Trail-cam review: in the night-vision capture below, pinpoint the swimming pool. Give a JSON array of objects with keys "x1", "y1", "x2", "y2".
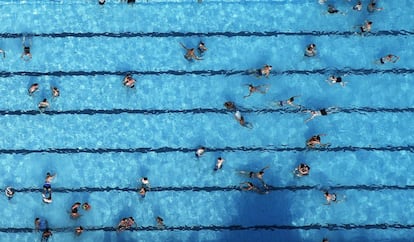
[{"x1": 0, "y1": 0, "x2": 413, "y2": 241}]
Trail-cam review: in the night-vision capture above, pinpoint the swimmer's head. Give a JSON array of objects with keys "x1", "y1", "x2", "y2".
[
  {"x1": 368, "y1": 21, "x2": 373, "y2": 25},
  {"x1": 46, "y1": 172, "x2": 51, "y2": 176}
]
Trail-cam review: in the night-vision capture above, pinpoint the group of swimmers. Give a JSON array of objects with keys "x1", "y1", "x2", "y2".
[{"x1": 27, "y1": 83, "x2": 60, "y2": 112}]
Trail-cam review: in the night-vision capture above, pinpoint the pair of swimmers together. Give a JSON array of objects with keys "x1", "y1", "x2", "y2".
[
  {"x1": 223, "y1": 101, "x2": 253, "y2": 128},
  {"x1": 70, "y1": 202, "x2": 91, "y2": 219},
  {"x1": 180, "y1": 41, "x2": 207, "y2": 61},
  {"x1": 194, "y1": 147, "x2": 225, "y2": 171}
]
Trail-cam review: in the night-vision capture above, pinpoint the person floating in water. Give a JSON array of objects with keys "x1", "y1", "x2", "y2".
[
  {"x1": 5, "y1": 186, "x2": 15, "y2": 200},
  {"x1": 21, "y1": 36, "x2": 32, "y2": 61},
  {"x1": 180, "y1": 43, "x2": 202, "y2": 61},
  {"x1": 156, "y1": 216, "x2": 165, "y2": 229},
  {"x1": 41, "y1": 229, "x2": 52, "y2": 242},
  {"x1": 195, "y1": 146, "x2": 206, "y2": 158},
  {"x1": 326, "y1": 75, "x2": 347, "y2": 87},
  {"x1": 358, "y1": 21, "x2": 373, "y2": 34},
  {"x1": 70, "y1": 202, "x2": 81, "y2": 219},
  {"x1": 139, "y1": 187, "x2": 147, "y2": 198},
  {"x1": 274, "y1": 96, "x2": 301, "y2": 108},
  {"x1": 197, "y1": 41, "x2": 207, "y2": 55},
  {"x1": 304, "y1": 44, "x2": 317, "y2": 57},
  {"x1": 51, "y1": 86, "x2": 60, "y2": 97},
  {"x1": 214, "y1": 157, "x2": 225, "y2": 171},
  {"x1": 303, "y1": 107, "x2": 339, "y2": 123},
  {"x1": 38, "y1": 99, "x2": 50, "y2": 112},
  {"x1": 294, "y1": 163, "x2": 310, "y2": 177},
  {"x1": 75, "y1": 226, "x2": 84, "y2": 236},
  {"x1": 306, "y1": 134, "x2": 329, "y2": 148},
  {"x1": 367, "y1": 0, "x2": 383, "y2": 13},
  {"x1": 326, "y1": 4, "x2": 343, "y2": 14},
  {"x1": 117, "y1": 217, "x2": 136, "y2": 232},
  {"x1": 28, "y1": 83, "x2": 39, "y2": 96},
  {"x1": 224, "y1": 101, "x2": 236, "y2": 111},
  {"x1": 238, "y1": 166, "x2": 269, "y2": 188},
  {"x1": 35, "y1": 218, "x2": 48, "y2": 232},
  {"x1": 353, "y1": 1, "x2": 362, "y2": 11},
  {"x1": 324, "y1": 191, "x2": 337, "y2": 205},
  {"x1": 123, "y1": 74, "x2": 136, "y2": 88},
  {"x1": 234, "y1": 110, "x2": 253, "y2": 129},
  {"x1": 140, "y1": 177, "x2": 150, "y2": 189},
  {"x1": 255, "y1": 64, "x2": 272, "y2": 78},
  {"x1": 375, "y1": 54, "x2": 399, "y2": 64},
  {"x1": 243, "y1": 84, "x2": 269, "y2": 98}
]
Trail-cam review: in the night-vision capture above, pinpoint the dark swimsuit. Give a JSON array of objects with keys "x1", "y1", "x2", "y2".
[
  {"x1": 336, "y1": 77, "x2": 342, "y2": 82},
  {"x1": 24, "y1": 46, "x2": 30, "y2": 54},
  {"x1": 43, "y1": 183, "x2": 51, "y2": 189},
  {"x1": 380, "y1": 58, "x2": 385, "y2": 64},
  {"x1": 320, "y1": 109, "x2": 328, "y2": 116}
]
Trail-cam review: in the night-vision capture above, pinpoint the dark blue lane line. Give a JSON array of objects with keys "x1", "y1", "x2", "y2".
[
  {"x1": 13, "y1": 185, "x2": 414, "y2": 193},
  {"x1": 0, "y1": 30, "x2": 412, "y2": 39},
  {"x1": 1, "y1": 146, "x2": 414, "y2": 155},
  {"x1": 1, "y1": 68, "x2": 414, "y2": 77},
  {"x1": 1, "y1": 223, "x2": 413, "y2": 233},
  {"x1": 1, "y1": 107, "x2": 414, "y2": 116}
]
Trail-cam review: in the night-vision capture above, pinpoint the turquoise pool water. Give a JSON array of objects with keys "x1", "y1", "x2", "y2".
[{"x1": 0, "y1": 0, "x2": 413, "y2": 241}]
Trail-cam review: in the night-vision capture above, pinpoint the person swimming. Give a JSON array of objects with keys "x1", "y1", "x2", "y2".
[
  {"x1": 234, "y1": 110, "x2": 253, "y2": 128},
  {"x1": 239, "y1": 166, "x2": 269, "y2": 188},
  {"x1": 5, "y1": 186, "x2": 14, "y2": 200},
  {"x1": 139, "y1": 187, "x2": 147, "y2": 198},
  {"x1": 156, "y1": 216, "x2": 165, "y2": 228},
  {"x1": 275, "y1": 96, "x2": 301, "y2": 108},
  {"x1": 28, "y1": 83, "x2": 39, "y2": 96},
  {"x1": 294, "y1": 163, "x2": 310, "y2": 177},
  {"x1": 367, "y1": 0, "x2": 383, "y2": 13},
  {"x1": 75, "y1": 226, "x2": 84, "y2": 236},
  {"x1": 224, "y1": 101, "x2": 236, "y2": 111},
  {"x1": 359, "y1": 21, "x2": 373, "y2": 34},
  {"x1": 255, "y1": 64, "x2": 272, "y2": 78},
  {"x1": 326, "y1": 75, "x2": 347, "y2": 87},
  {"x1": 70, "y1": 202, "x2": 81, "y2": 218},
  {"x1": 197, "y1": 41, "x2": 207, "y2": 55},
  {"x1": 243, "y1": 84, "x2": 269, "y2": 98},
  {"x1": 123, "y1": 74, "x2": 136, "y2": 88},
  {"x1": 324, "y1": 191, "x2": 337, "y2": 205},
  {"x1": 214, "y1": 157, "x2": 225, "y2": 171},
  {"x1": 376, "y1": 54, "x2": 399, "y2": 64},
  {"x1": 35, "y1": 218, "x2": 48, "y2": 232},
  {"x1": 180, "y1": 43, "x2": 202, "y2": 61},
  {"x1": 38, "y1": 99, "x2": 50, "y2": 112},
  {"x1": 304, "y1": 107, "x2": 338, "y2": 123},
  {"x1": 353, "y1": 1, "x2": 362, "y2": 11},
  {"x1": 195, "y1": 146, "x2": 206, "y2": 158},
  {"x1": 51, "y1": 87, "x2": 60, "y2": 97},
  {"x1": 41, "y1": 229, "x2": 52, "y2": 242},
  {"x1": 21, "y1": 36, "x2": 32, "y2": 61},
  {"x1": 304, "y1": 44, "x2": 316, "y2": 57},
  {"x1": 306, "y1": 134, "x2": 328, "y2": 148}
]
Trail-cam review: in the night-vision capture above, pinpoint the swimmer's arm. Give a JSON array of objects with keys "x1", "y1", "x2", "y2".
[
  {"x1": 179, "y1": 42, "x2": 189, "y2": 50},
  {"x1": 243, "y1": 92, "x2": 252, "y2": 98},
  {"x1": 304, "y1": 115, "x2": 315, "y2": 123},
  {"x1": 194, "y1": 55, "x2": 203, "y2": 60},
  {"x1": 260, "y1": 166, "x2": 270, "y2": 172}
]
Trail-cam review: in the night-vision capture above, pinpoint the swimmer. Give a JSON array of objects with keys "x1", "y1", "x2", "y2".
[
  {"x1": 353, "y1": 1, "x2": 362, "y2": 10},
  {"x1": 243, "y1": 84, "x2": 269, "y2": 98},
  {"x1": 195, "y1": 146, "x2": 206, "y2": 158},
  {"x1": 0, "y1": 48, "x2": 5, "y2": 58},
  {"x1": 367, "y1": 0, "x2": 383, "y2": 13},
  {"x1": 375, "y1": 54, "x2": 399, "y2": 64},
  {"x1": 304, "y1": 107, "x2": 338, "y2": 123},
  {"x1": 126, "y1": 217, "x2": 136, "y2": 228},
  {"x1": 224, "y1": 101, "x2": 236, "y2": 111},
  {"x1": 180, "y1": 43, "x2": 202, "y2": 61},
  {"x1": 306, "y1": 134, "x2": 328, "y2": 148},
  {"x1": 5, "y1": 186, "x2": 14, "y2": 200},
  {"x1": 82, "y1": 202, "x2": 91, "y2": 211},
  {"x1": 41, "y1": 229, "x2": 52, "y2": 242},
  {"x1": 234, "y1": 110, "x2": 253, "y2": 129},
  {"x1": 42, "y1": 175, "x2": 52, "y2": 199},
  {"x1": 239, "y1": 166, "x2": 269, "y2": 187},
  {"x1": 123, "y1": 74, "x2": 136, "y2": 88},
  {"x1": 326, "y1": 75, "x2": 347, "y2": 87},
  {"x1": 255, "y1": 64, "x2": 272, "y2": 78},
  {"x1": 45, "y1": 172, "x2": 56, "y2": 183},
  {"x1": 197, "y1": 41, "x2": 207, "y2": 55},
  {"x1": 304, "y1": 44, "x2": 317, "y2": 57},
  {"x1": 139, "y1": 187, "x2": 147, "y2": 198},
  {"x1": 140, "y1": 177, "x2": 150, "y2": 188},
  {"x1": 117, "y1": 218, "x2": 128, "y2": 232},
  {"x1": 156, "y1": 216, "x2": 165, "y2": 228},
  {"x1": 28, "y1": 83, "x2": 39, "y2": 96},
  {"x1": 75, "y1": 226, "x2": 84, "y2": 236},
  {"x1": 358, "y1": 21, "x2": 373, "y2": 34},
  {"x1": 239, "y1": 182, "x2": 268, "y2": 194},
  {"x1": 21, "y1": 36, "x2": 32, "y2": 61},
  {"x1": 326, "y1": 5, "x2": 341, "y2": 14},
  {"x1": 70, "y1": 202, "x2": 81, "y2": 219},
  {"x1": 293, "y1": 163, "x2": 310, "y2": 177},
  {"x1": 214, "y1": 157, "x2": 225, "y2": 171},
  {"x1": 274, "y1": 96, "x2": 301, "y2": 108},
  {"x1": 51, "y1": 87, "x2": 60, "y2": 97},
  {"x1": 324, "y1": 191, "x2": 337, "y2": 205},
  {"x1": 38, "y1": 98, "x2": 50, "y2": 112},
  {"x1": 99, "y1": 0, "x2": 105, "y2": 5}
]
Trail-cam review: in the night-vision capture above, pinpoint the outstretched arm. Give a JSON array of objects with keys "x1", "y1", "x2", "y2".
[{"x1": 179, "y1": 42, "x2": 189, "y2": 50}]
